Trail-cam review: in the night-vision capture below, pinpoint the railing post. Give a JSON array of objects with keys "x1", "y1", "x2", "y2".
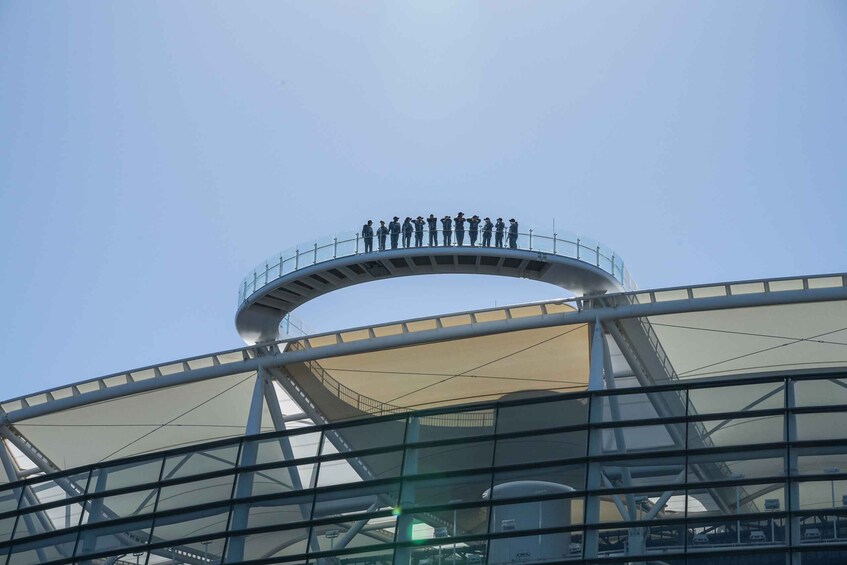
[
  {"x1": 356, "y1": 233, "x2": 360, "y2": 254},
  {"x1": 253, "y1": 271, "x2": 258, "y2": 293},
  {"x1": 313, "y1": 242, "x2": 318, "y2": 264},
  {"x1": 596, "y1": 244, "x2": 600, "y2": 267},
  {"x1": 333, "y1": 237, "x2": 338, "y2": 259},
  {"x1": 611, "y1": 253, "x2": 615, "y2": 277},
  {"x1": 576, "y1": 238, "x2": 581, "y2": 260},
  {"x1": 295, "y1": 249, "x2": 300, "y2": 270},
  {"x1": 553, "y1": 233, "x2": 557, "y2": 255},
  {"x1": 264, "y1": 263, "x2": 269, "y2": 285},
  {"x1": 279, "y1": 254, "x2": 283, "y2": 277},
  {"x1": 528, "y1": 229, "x2": 533, "y2": 250},
  {"x1": 242, "y1": 280, "x2": 247, "y2": 303}
]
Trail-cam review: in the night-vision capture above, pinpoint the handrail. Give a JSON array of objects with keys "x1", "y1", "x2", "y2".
[{"x1": 238, "y1": 227, "x2": 636, "y2": 306}]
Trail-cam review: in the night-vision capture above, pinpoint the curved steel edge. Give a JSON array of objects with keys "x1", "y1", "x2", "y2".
[{"x1": 235, "y1": 247, "x2": 624, "y2": 344}]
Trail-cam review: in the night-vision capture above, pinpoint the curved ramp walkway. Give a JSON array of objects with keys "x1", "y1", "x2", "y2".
[{"x1": 236, "y1": 229, "x2": 634, "y2": 343}]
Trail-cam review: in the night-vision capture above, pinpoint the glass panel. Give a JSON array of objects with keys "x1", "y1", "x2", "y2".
[
  {"x1": 408, "y1": 439, "x2": 494, "y2": 475},
  {"x1": 318, "y1": 450, "x2": 403, "y2": 486},
  {"x1": 7, "y1": 531, "x2": 77, "y2": 565},
  {"x1": 492, "y1": 464, "x2": 586, "y2": 495},
  {"x1": 412, "y1": 411, "x2": 496, "y2": 444},
  {"x1": 234, "y1": 464, "x2": 315, "y2": 498},
  {"x1": 687, "y1": 482, "x2": 785, "y2": 531},
  {"x1": 178, "y1": 535, "x2": 228, "y2": 564},
  {"x1": 495, "y1": 430, "x2": 587, "y2": 467},
  {"x1": 157, "y1": 474, "x2": 234, "y2": 512},
  {"x1": 323, "y1": 418, "x2": 407, "y2": 454},
  {"x1": 89, "y1": 458, "x2": 162, "y2": 492},
  {"x1": 591, "y1": 488, "x2": 686, "y2": 525},
  {"x1": 246, "y1": 431, "x2": 321, "y2": 466},
  {"x1": 407, "y1": 507, "x2": 489, "y2": 543},
  {"x1": 592, "y1": 422, "x2": 684, "y2": 456},
  {"x1": 331, "y1": 547, "x2": 398, "y2": 565},
  {"x1": 688, "y1": 449, "x2": 786, "y2": 482},
  {"x1": 0, "y1": 516, "x2": 15, "y2": 543},
  {"x1": 74, "y1": 518, "x2": 152, "y2": 556},
  {"x1": 688, "y1": 381, "x2": 784, "y2": 416},
  {"x1": 225, "y1": 528, "x2": 310, "y2": 562},
  {"x1": 24, "y1": 471, "x2": 89, "y2": 505},
  {"x1": 795, "y1": 378, "x2": 847, "y2": 408},
  {"x1": 153, "y1": 505, "x2": 231, "y2": 541},
  {"x1": 491, "y1": 496, "x2": 582, "y2": 530},
  {"x1": 408, "y1": 540, "x2": 489, "y2": 565},
  {"x1": 532, "y1": 234, "x2": 555, "y2": 253},
  {"x1": 489, "y1": 532, "x2": 580, "y2": 563},
  {"x1": 796, "y1": 479, "x2": 847, "y2": 510},
  {"x1": 795, "y1": 413, "x2": 845, "y2": 441},
  {"x1": 690, "y1": 415, "x2": 784, "y2": 449},
  {"x1": 597, "y1": 455, "x2": 685, "y2": 490},
  {"x1": 311, "y1": 513, "x2": 397, "y2": 550},
  {"x1": 597, "y1": 389, "x2": 686, "y2": 422},
  {"x1": 313, "y1": 482, "x2": 400, "y2": 520},
  {"x1": 162, "y1": 444, "x2": 239, "y2": 479},
  {"x1": 687, "y1": 517, "x2": 786, "y2": 550},
  {"x1": 0, "y1": 486, "x2": 21, "y2": 514},
  {"x1": 796, "y1": 445, "x2": 847, "y2": 476},
  {"x1": 801, "y1": 549, "x2": 847, "y2": 561},
  {"x1": 401, "y1": 473, "x2": 491, "y2": 509},
  {"x1": 82, "y1": 488, "x2": 157, "y2": 523},
  {"x1": 233, "y1": 493, "x2": 313, "y2": 530}
]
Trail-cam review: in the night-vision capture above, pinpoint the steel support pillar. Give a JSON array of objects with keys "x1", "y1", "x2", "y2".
[
  {"x1": 227, "y1": 371, "x2": 266, "y2": 563},
  {"x1": 394, "y1": 417, "x2": 419, "y2": 565},
  {"x1": 787, "y1": 379, "x2": 802, "y2": 565},
  {"x1": 262, "y1": 375, "x2": 320, "y2": 553}
]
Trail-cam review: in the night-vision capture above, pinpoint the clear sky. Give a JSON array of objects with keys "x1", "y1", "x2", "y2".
[{"x1": 1, "y1": 1, "x2": 845, "y2": 400}]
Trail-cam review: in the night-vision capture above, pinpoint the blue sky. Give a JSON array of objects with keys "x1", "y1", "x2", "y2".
[{"x1": 1, "y1": 1, "x2": 845, "y2": 399}]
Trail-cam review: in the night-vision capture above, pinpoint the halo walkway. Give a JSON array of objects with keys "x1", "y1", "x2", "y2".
[{"x1": 236, "y1": 229, "x2": 634, "y2": 343}]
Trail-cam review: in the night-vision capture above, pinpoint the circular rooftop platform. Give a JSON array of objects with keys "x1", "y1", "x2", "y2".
[{"x1": 236, "y1": 229, "x2": 634, "y2": 343}]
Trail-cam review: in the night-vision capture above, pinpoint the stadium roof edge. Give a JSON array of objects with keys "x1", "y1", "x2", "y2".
[{"x1": 3, "y1": 272, "x2": 846, "y2": 422}]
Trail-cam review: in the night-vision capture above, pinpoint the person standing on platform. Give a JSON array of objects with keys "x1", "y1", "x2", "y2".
[
  {"x1": 508, "y1": 218, "x2": 519, "y2": 249},
  {"x1": 362, "y1": 220, "x2": 374, "y2": 253},
  {"x1": 441, "y1": 215, "x2": 453, "y2": 246},
  {"x1": 413, "y1": 216, "x2": 425, "y2": 247},
  {"x1": 427, "y1": 214, "x2": 438, "y2": 246},
  {"x1": 482, "y1": 217, "x2": 493, "y2": 247},
  {"x1": 402, "y1": 217, "x2": 413, "y2": 248},
  {"x1": 468, "y1": 215, "x2": 481, "y2": 247},
  {"x1": 454, "y1": 212, "x2": 466, "y2": 246},
  {"x1": 388, "y1": 216, "x2": 401, "y2": 249},
  {"x1": 495, "y1": 218, "x2": 505, "y2": 248},
  {"x1": 376, "y1": 221, "x2": 388, "y2": 251}
]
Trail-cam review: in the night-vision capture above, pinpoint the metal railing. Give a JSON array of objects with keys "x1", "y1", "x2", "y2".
[{"x1": 238, "y1": 228, "x2": 635, "y2": 306}]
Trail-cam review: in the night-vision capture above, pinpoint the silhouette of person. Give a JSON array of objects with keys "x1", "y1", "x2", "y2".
[
  {"x1": 441, "y1": 216, "x2": 453, "y2": 246},
  {"x1": 468, "y1": 215, "x2": 481, "y2": 247},
  {"x1": 402, "y1": 217, "x2": 413, "y2": 248},
  {"x1": 427, "y1": 214, "x2": 438, "y2": 246},
  {"x1": 508, "y1": 218, "x2": 519, "y2": 249},
  {"x1": 362, "y1": 220, "x2": 374, "y2": 253},
  {"x1": 495, "y1": 218, "x2": 505, "y2": 248},
  {"x1": 482, "y1": 217, "x2": 493, "y2": 247},
  {"x1": 413, "y1": 216, "x2": 425, "y2": 247},
  {"x1": 376, "y1": 221, "x2": 388, "y2": 251},
  {"x1": 388, "y1": 216, "x2": 401, "y2": 249},
  {"x1": 454, "y1": 212, "x2": 466, "y2": 246}
]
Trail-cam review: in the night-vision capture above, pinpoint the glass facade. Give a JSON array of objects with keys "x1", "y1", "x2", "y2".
[{"x1": 2, "y1": 373, "x2": 847, "y2": 564}]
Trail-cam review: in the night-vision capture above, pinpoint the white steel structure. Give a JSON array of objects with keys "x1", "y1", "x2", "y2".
[{"x1": 1, "y1": 231, "x2": 846, "y2": 565}]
